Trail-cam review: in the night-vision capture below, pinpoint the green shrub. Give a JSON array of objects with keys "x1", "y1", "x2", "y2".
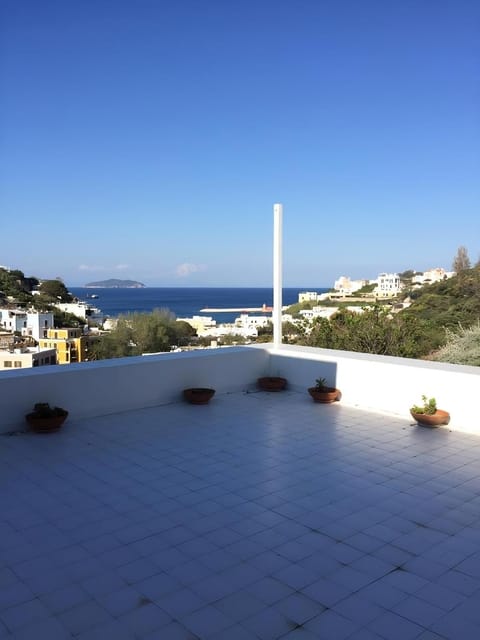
[{"x1": 432, "y1": 322, "x2": 480, "y2": 366}]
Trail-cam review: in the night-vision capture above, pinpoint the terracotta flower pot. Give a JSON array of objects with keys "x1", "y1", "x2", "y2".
[
  {"x1": 26, "y1": 409, "x2": 68, "y2": 433},
  {"x1": 257, "y1": 377, "x2": 287, "y2": 392},
  {"x1": 410, "y1": 409, "x2": 450, "y2": 427},
  {"x1": 308, "y1": 387, "x2": 340, "y2": 404},
  {"x1": 183, "y1": 388, "x2": 216, "y2": 405}
]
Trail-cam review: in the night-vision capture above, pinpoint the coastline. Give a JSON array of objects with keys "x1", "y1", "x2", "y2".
[{"x1": 69, "y1": 287, "x2": 328, "y2": 324}]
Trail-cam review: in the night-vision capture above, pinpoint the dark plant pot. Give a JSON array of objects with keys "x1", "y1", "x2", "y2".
[
  {"x1": 26, "y1": 410, "x2": 68, "y2": 433},
  {"x1": 183, "y1": 388, "x2": 216, "y2": 405},
  {"x1": 257, "y1": 377, "x2": 287, "y2": 392},
  {"x1": 308, "y1": 387, "x2": 340, "y2": 404},
  {"x1": 410, "y1": 409, "x2": 450, "y2": 427}
]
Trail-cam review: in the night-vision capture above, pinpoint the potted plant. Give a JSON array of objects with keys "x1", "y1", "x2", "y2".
[
  {"x1": 308, "y1": 377, "x2": 340, "y2": 403},
  {"x1": 183, "y1": 388, "x2": 216, "y2": 405},
  {"x1": 257, "y1": 376, "x2": 287, "y2": 391},
  {"x1": 25, "y1": 403, "x2": 69, "y2": 433},
  {"x1": 410, "y1": 395, "x2": 450, "y2": 427}
]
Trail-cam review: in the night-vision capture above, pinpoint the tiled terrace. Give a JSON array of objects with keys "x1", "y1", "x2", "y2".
[{"x1": 2, "y1": 390, "x2": 480, "y2": 640}]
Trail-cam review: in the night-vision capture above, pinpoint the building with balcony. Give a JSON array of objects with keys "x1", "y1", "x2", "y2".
[
  {"x1": 25, "y1": 312, "x2": 55, "y2": 340},
  {"x1": 0, "y1": 309, "x2": 26, "y2": 334},
  {"x1": 374, "y1": 273, "x2": 403, "y2": 297},
  {"x1": 38, "y1": 327, "x2": 98, "y2": 364},
  {"x1": 0, "y1": 309, "x2": 54, "y2": 341}
]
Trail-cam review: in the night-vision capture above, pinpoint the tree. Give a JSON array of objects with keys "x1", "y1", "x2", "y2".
[
  {"x1": 303, "y1": 305, "x2": 430, "y2": 358},
  {"x1": 39, "y1": 279, "x2": 73, "y2": 302},
  {"x1": 452, "y1": 246, "x2": 471, "y2": 273},
  {"x1": 174, "y1": 321, "x2": 197, "y2": 345},
  {"x1": 91, "y1": 308, "x2": 198, "y2": 359},
  {"x1": 0, "y1": 267, "x2": 37, "y2": 301},
  {"x1": 398, "y1": 269, "x2": 417, "y2": 280}
]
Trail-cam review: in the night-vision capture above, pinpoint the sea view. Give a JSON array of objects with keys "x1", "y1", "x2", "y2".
[{"x1": 69, "y1": 287, "x2": 328, "y2": 324}]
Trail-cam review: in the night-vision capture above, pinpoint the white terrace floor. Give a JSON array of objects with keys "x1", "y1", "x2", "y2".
[{"x1": 2, "y1": 391, "x2": 480, "y2": 640}]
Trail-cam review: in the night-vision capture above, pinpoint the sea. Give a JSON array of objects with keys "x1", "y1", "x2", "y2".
[{"x1": 68, "y1": 287, "x2": 328, "y2": 324}]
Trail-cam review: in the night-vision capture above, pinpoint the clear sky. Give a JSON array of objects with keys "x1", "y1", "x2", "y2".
[{"x1": 1, "y1": 0, "x2": 479, "y2": 287}]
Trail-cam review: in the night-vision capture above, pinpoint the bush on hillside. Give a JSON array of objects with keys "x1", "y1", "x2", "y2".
[{"x1": 432, "y1": 323, "x2": 480, "y2": 366}]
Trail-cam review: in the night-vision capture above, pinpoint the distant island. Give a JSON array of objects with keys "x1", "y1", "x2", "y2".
[{"x1": 85, "y1": 279, "x2": 146, "y2": 288}]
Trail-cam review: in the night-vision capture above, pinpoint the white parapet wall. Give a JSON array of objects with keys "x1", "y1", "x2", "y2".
[
  {"x1": 1, "y1": 343, "x2": 479, "y2": 436},
  {"x1": 262, "y1": 344, "x2": 480, "y2": 435},
  {"x1": 0, "y1": 347, "x2": 270, "y2": 433}
]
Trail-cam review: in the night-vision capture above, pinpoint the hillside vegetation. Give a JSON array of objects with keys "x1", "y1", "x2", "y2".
[
  {"x1": 432, "y1": 323, "x2": 480, "y2": 366},
  {"x1": 0, "y1": 268, "x2": 80, "y2": 327},
  {"x1": 402, "y1": 264, "x2": 480, "y2": 350},
  {"x1": 299, "y1": 265, "x2": 480, "y2": 361},
  {"x1": 0, "y1": 268, "x2": 38, "y2": 302}
]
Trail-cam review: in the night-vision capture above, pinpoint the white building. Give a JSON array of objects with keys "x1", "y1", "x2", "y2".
[
  {"x1": 0, "y1": 309, "x2": 55, "y2": 341},
  {"x1": 177, "y1": 316, "x2": 217, "y2": 332},
  {"x1": 55, "y1": 301, "x2": 104, "y2": 324},
  {"x1": 299, "y1": 307, "x2": 339, "y2": 321},
  {"x1": 374, "y1": 273, "x2": 402, "y2": 297},
  {"x1": 298, "y1": 291, "x2": 319, "y2": 303},
  {"x1": 197, "y1": 324, "x2": 257, "y2": 339},
  {"x1": 234, "y1": 314, "x2": 270, "y2": 330},
  {"x1": 411, "y1": 267, "x2": 454, "y2": 286},
  {"x1": 0, "y1": 346, "x2": 57, "y2": 370},
  {"x1": 0, "y1": 309, "x2": 26, "y2": 334},
  {"x1": 26, "y1": 312, "x2": 55, "y2": 341},
  {"x1": 333, "y1": 276, "x2": 367, "y2": 296},
  {"x1": 190, "y1": 314, "x2": 268, "y2": 340}
]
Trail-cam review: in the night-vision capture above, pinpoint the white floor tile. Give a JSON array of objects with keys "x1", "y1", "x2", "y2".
[{"x1": 3, "y1": 392, "x2": 480, "y2": 639}]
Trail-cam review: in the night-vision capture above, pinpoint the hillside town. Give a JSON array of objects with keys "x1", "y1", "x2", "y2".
[
  {"x1": 0, "y1": 266, "x2": 455, "y2": 369},
  {"x1": 177, "y1": 267, "x2": 455, "y2": 341}
]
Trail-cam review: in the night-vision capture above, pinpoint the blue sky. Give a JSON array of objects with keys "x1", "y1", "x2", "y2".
[{"x1": 1, "y1": 0, "x2": 479, "y2": 287}]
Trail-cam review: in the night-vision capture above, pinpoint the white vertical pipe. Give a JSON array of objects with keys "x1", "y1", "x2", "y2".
[{"x1": 273, "y1": 203, "x2": 283, "y2": 348}]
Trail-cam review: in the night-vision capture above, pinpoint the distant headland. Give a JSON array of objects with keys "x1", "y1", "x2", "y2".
[{"x1": 85, "y1": 279, "x2": 146, "y2": 288}]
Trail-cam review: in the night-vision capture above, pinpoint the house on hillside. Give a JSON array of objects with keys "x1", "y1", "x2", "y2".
[{"x1": 374, "y1": 273, "x2": 402, "y2": 297}]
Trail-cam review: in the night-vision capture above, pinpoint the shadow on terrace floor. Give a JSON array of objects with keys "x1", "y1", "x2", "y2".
[{"x1": 1, "y1": 390, "x2": 480, "y2": 639}]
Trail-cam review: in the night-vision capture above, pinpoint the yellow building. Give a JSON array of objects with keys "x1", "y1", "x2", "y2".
[{"x1": 38, "y1": 328, "x2": 97, "y2": 364}]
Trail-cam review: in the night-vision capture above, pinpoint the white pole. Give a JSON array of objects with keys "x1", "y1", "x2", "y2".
[{"x1": 273, "y1": 203, "x2": 283, "y2": 348}]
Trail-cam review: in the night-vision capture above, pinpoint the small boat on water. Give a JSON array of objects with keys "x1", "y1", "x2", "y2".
[{"x1": 86, "y1": 294, "x2": 99, "y2": 299}]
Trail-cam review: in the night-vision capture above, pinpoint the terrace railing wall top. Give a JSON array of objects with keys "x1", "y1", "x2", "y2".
[{"x1": 1, "y1": 344, "x2": 478, "y2": 435}]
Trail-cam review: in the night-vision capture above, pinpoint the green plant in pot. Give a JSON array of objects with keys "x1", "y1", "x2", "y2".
[
  {"x1": 308, "y1": 377, "x2": 340, "y2": 404},
  {"x1": 410, "y1": 395, "x2": 450, "y2": 427},
  {"x1": 25, "y1": 403, "x2": 69, "y2": 433}
]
